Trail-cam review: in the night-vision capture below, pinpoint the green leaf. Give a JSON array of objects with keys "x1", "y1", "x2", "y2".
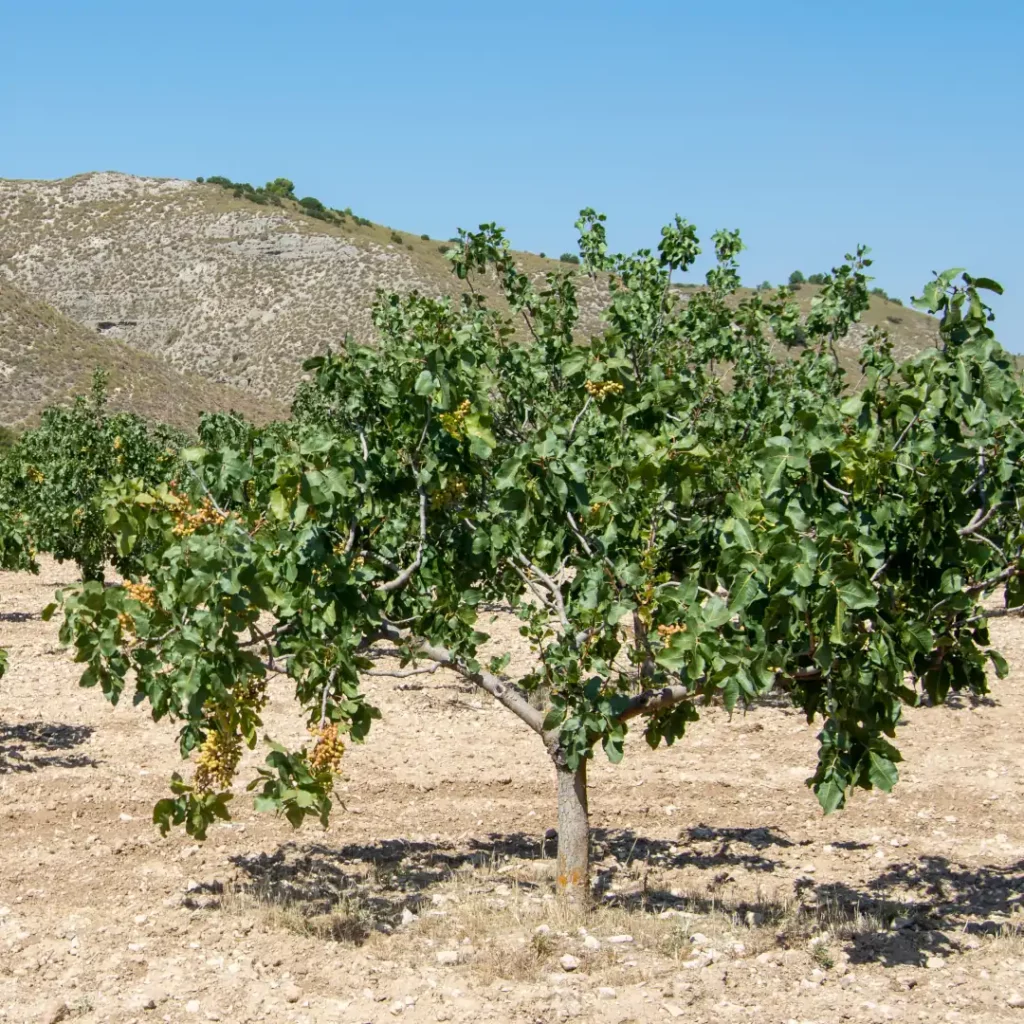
[
  {"x1": 815, "y1": 776, "x2": 846, "y2": 814},
  {"x1": 605, "y1": 600, "x2": 635, "y2": 626},
  {"x1": 541, "y1": 707, "x2": 565, "y2": 732},
  {"x1": 866, "y1": 751, "x2": 899, "y2": 792},
  {"x1": 414, "y1": 370, "x2": 435, "y2": 396},
  {"x1": 834, "y1": 575, "x2": 877, "y2": 610},
  {"x1": 269, "y1": 489, "x2": 288, "y2": 520},
  {"x1": 971, "y1": 277, "x2": 1003, "y2": 295}
]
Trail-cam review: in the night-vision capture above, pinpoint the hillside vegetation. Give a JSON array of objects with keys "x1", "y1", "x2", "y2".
[
  {"x1": 0, "y1": 172, "x2": 940, "y2": 404},
  {"x1": 0, "y1": 278, "x2": 285, "y2": 429}
]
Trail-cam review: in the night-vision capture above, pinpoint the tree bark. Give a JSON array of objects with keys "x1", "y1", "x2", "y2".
[{"x1": 555, "y1": 759, "x2": 590, "y2": 904}]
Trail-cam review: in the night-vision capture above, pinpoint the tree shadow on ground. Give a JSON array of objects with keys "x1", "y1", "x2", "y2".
[
  {"x1": 0, "y1": 720, "x2": 97, "y2": 773},
  {"x1": 814, "y1": 855, "x2": 1024, "y2": 967},
  {"x1": 222, "y1": 829, "x2": 1024, "y2": 965}
]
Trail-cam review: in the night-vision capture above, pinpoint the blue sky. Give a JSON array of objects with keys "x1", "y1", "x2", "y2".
[{"x1": 3, "y1": 1, "x2": 1022, "y2": 347}]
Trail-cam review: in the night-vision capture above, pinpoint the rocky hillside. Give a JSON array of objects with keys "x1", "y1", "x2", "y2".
[
  {"x1": 0, "y1": 172, "x2": 940, "y2": 406},
  {"x1": 0, "y1": 278, "x2": 285, "y2": 429}
]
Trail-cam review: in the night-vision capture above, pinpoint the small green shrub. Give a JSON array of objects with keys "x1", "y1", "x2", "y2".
[
  {"x1": 299, "y1": 196, "x2": 326, "y2": 213},
  {"x1": 789, "y1": 270, "x2": 805, "y2": 286},
  {"x1": 265, "y1": 178, "x2": 296, "y2": 199},
  {"x1": 559, "y1": 252, "x2": 581, "y2": 264},
  {"x1": 420, "y1": 233, "x2": 430, "y2": 241},
  {"x1": 391, "y1": 231, "x2": 404, "y2": 245},
  {"x1": 195, "y1": 176, "x2": 205, "y2": 183},
  {"x1": 807, "y1": 272, "x2": 827, "y2": 285}
]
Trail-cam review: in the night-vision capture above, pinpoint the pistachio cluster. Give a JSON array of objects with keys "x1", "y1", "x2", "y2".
[
  {"x1": 308, "y1": 722, "x2": 345, "y2": 783},
  {"x1": 124, "y1": 580, "x2": 157, "y2": 607},
  {"x1": 657, "y1": 622, "x2": 687, "y2": 638},
  {"x1": 171, "y1": 496, "x2": 228, "y2": 538},
  {"x1": 584, "y1": 379, "x2": 624, "y2": 399},
  {"x1": 439, "y1": 399, "x2": 472, "y2": 439},
  {"x1": 193, "y1": 727, "x2": 242, "y2": 793}
]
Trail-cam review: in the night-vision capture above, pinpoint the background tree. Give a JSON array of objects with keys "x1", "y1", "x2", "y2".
[
  {"x1": 0, "y1": 372, "x2": 181, "y2": 581},
  {"x1": 265, "y1": 177, "x2": 296, "y2": 199}
]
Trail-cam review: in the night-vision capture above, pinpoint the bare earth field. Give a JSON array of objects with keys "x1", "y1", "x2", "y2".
[{"x1": 3, "y1": 559, "x2": 1024, "y2": 1024}]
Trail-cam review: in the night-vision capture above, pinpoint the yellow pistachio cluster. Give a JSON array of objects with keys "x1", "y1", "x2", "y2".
[
  {"x1": 26, "y1": 466, "x2": 44, "y2": 484},
  {"x1": 584, "y1": 380, "x2": 624, "y2": 399},
  {"x1": 171, "y1": 496, "x2": 228, "y2": 538},
  {"x1": 193, "y1": 728, "x2": 242, "y2": 793},
  {"x1": 439, "y1": 399, "x2": 472, "y2": 439},
  {"x1": 124, "y1": 580, "x2": 157, "y2": 607},
  {"x1": 309, "y1": 722, "x2": 346, "y2": 783},
  {"x1": 657, "y1": 622, "x2": 687, "y2": 638}
]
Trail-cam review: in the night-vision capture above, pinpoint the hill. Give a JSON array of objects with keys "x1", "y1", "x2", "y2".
[
  {"x1": 0, "y1": 277, "x2": 285, "y2": 430},
  {"x1": 0, "y1": 172, "x2": 940, "y2": 403}
]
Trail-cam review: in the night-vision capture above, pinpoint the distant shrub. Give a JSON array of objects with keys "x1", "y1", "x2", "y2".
[
  {"x1": 539, "y1": 252, "x2": 546, "y2": 258},
  {"x1": 560, "y1": 252, "x2": 581, "y2": 264},
  {"x1": 449, "y1": 236, "x2": 461, "y2": 243},
  {"x1": 420, "y1": 233, "x2": 430, "y2": 241},
  {"x1": 891, "y1": 297, "x2": 903, "y2": 306},
  {"x1": 807, "y1": 272, "x2": 827, "y2": 285},
  {"x1": 391, "y1": 231, "x2": 404, "y2": 245},
  {"x1": 299, "y1": 196, "x2": 326, "y2": 213},
  {"x1": 788, "y1": 270, "x2": 806, "y2": 286},
  {"x1": 265, "y1": 178, "x2": 296, "y2": 199},
  {"x1": 437, "y1": 244, "x2": 451, "y2": 254},
  {"x1": 758, "y1": 280, "x2": 772, "y2": 291},
  {"x1": 871, "y1": 286, "x2": 894, "y2": 302},
  {"x1": 354, "y1": 216, "x2": 372, "y2": 227},
  {"x1": 195, "y1": 176, "x2": 205, "y2": 183},
  {"x1": 206, "y1": 175, "x2": 233, "y2": 187}
]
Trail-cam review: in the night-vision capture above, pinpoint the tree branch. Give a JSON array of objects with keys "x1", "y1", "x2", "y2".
[
  {"x1": 364, "y1": 663, "x2": 440, "y2": 678},
  {"x1": 959, "y1": 503, "x2": 1002, "y2": 537},
  {"x1": 375, "y1": 488, "x2": 428, "y2": 594},
  {"x1": 616, "y1": 684, "x2": 691, "y2": 723},
  {"x1": 375, "y1": 622, "x2": 544, "y2": 733}
]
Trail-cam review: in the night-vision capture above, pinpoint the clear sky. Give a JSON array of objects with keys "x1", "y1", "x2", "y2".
[{"x1": 4, "y1": 1, "x2": 1022, "y2": 348}]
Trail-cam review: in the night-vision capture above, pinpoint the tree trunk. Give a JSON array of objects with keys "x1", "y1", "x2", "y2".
[{"x1": 555, "y1": 759, "x2": 590, "y2": 904}]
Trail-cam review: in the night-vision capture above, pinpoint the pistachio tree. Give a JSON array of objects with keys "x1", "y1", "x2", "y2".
[
  {"x1": 0, "y1": 372, "x2": 181, "y2": 581},
  {"x1": 56, "y1": 214, "x2": 1022, "y2": 901}
]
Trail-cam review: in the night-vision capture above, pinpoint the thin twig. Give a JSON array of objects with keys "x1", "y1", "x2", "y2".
[
  {"x1": 184, "y1": 463, "x2": 228, "y2": 517},
  {"x1": 320, "y1": 667, "x2": 337, "y2": 726},
  {"x1": 364, "y1": 663, "x2": 440, "y2": 678},
  {"x1": 893, "y1": 410, "x2": 921, "y2": 452},
  {"x1": 566, "y1": 510, "x2": 594, "y2": 557},
  {"x1": 822, "y1": 479, "x2": 852, "y2": 498},
  {"x1": 568, "y1": 396, "x2": 593, "y2": 441}
]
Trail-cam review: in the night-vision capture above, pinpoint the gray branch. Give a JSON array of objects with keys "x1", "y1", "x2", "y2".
[
  {"x1": 375, "y1": 622, "x2": 544, "y2": 734},
  {"x1": 375, "y1": 488, "x2": 428, "y2": 594}
]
